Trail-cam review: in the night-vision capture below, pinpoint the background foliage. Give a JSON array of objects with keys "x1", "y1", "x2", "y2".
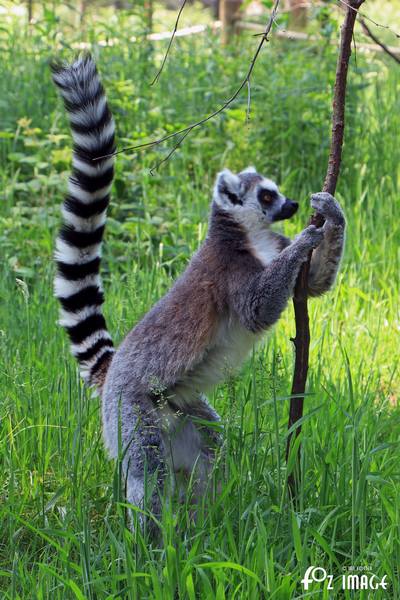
[{"x1": 0, "y1": 1, "x2": 399, "y2": 598}]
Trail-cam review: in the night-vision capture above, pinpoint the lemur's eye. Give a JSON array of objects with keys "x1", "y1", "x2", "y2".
[
  {"x1": 258, "y1": 189, "x2": 277, "y2": 206},
  {"x1": 261, "y1": 191, "x2": 273, "y2": 203}
]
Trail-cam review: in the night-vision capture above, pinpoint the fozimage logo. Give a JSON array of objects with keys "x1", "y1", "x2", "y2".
[{"x1": 301, "y1": 566, "x2": 388, "y2": 591}]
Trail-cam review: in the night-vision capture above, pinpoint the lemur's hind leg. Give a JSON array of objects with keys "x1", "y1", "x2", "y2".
[
  {"x1": 308, "y1": 193, "x2": 346, "y2": 297},
  {"x1": 116, "y1": 395, "x2": 167, "y2": 534},
  {"x1": 190, "y1": 394, "x2": 222, "y2": 460},
  {"x1": 167, "y1": 395, "x2": 222, "y2": 504},
  {"x1": 187, "y1": 395, "x2": 222, "y2": 501}
]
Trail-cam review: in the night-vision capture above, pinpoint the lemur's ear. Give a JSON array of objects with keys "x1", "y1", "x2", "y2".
[
  {"x1": 240, "y1": 166, "x2": 257, "y2": 175},
  {"x1": 215, "y1": 169, "x2": 242, "y2": 206}
]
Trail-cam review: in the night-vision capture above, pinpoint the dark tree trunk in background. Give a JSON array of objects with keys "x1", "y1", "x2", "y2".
[
  {"x1": 286, "y1": 0, "x2": 366, "y2": 501},
  {"x1": 79, "y1": 0, "x2": 88, "y2": 26},
  {"x1": 289, "y1": 0, "x2": 307, "y2": 30},
  {"x1": 144, "y1": 0, "x2": 153, "y2": 32},
  {"x1": 212, "y1": 0, "x2": 220, "y2": 19},
  {"x1": 27, "y1": 0, "x2": 33, "y2": 23},
  {"x1": 221, "y1": 0, "x2": 242, "y2": 44}
]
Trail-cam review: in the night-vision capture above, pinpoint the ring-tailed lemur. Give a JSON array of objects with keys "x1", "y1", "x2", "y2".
[{"x1": 52, "y1": 56, "x2": 345, "y2": 530}]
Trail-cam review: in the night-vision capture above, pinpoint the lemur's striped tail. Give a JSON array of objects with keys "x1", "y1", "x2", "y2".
[{"x1": 52, "y1": 56, "x2": 115, "y2": 389}]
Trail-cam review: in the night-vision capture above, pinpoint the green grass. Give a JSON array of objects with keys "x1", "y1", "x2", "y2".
[{"x1": 1, "y1": 3, "x2": 400, "y2": 598}]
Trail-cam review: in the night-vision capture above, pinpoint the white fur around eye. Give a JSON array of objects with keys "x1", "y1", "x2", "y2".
[{"x1": 259, "y1": 178, "x2": 279, "y2": 194}]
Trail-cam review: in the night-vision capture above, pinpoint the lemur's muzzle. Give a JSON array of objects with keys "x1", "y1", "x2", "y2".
[{"x1": 273, "y1": 198, "x2": 299, "y2": 222}]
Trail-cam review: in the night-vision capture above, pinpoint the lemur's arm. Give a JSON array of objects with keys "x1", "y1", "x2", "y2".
[
  {"x1": 307, "y1": 193, "x2": 346, "y2": 297},
  {"x1": 272, "y1": 193, "x2": 345, "y2": 298},
  {"x1": 231, "y1": 225, "x2": 324, "y2": 332}
]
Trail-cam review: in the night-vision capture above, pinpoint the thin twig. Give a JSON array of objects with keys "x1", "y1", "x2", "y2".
[
  {"x1": 246, "y1": 79, "x2": 251, "y2": 124},
  {"x1": 360, "y1": 17, "x2": 400, "y2": 64},
  {"x1": 337, "y1": 0, "x2": 400, "y2": 38},
  {"x1": 352, "y1": 30, "x2": 357, "y2": 68},
  {"x1": 244, "y1": 23, "x2": 400, "y2": 58},
  {"x1": 93, "y1": 0, "x2": 281, "y2": 162},
  {"x1": 251, "y1": 1, "x2": 400, "y2": 40},
  {"x1": 150, "y1": 0, "x2": 188, "y2": 86},
  {"x1": 149, "y1": 127, "x2": 193, "y2": 174}
]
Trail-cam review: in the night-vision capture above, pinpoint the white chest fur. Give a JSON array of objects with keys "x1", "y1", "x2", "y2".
[
  {"x1": 247, "y1": 229, "x2": 280, "y2": 266},
  {"x1": 172, "y1": 316, "x2": 262, "y2": 410}
]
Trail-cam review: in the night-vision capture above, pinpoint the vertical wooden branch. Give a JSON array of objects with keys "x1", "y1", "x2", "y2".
[{"x1": 286, "y1": 0, "x2": 365, "y2": 499}]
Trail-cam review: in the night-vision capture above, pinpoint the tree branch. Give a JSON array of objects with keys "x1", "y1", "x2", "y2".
[
  {"x1": 286, "y1": 0, "x2": 365, "y2": 501},
  {"x1": 359, "y1": 17, "x2": 400, "y2": 65},
  {"x1": 150, "y1": 0, "x2": 188, "y2": 86},
  {"x1": 93, "y1": 0, "x2": 282, "y2": 163},
  {"x1": 149, "y1": 127, "x2": 193, "y2": 174},
  {"x1": 337, "y1": 0, "x2": 399, "y2": 39}
]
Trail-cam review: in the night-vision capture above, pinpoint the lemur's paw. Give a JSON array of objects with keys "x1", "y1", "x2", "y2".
[
  {"x1": 311, "y1": 192, "x2": 345, "y2": 226},
  {"x1": 297, "y1": 224, "x2": 324, "y2": 250}
]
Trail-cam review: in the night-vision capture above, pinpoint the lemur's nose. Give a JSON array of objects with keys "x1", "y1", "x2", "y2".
[{"x1": 286, "y1": 199, "x2": 299, "y2": 212}]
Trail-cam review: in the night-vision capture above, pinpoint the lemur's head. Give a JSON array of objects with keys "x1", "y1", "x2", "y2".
[{"x1": 213, "y1": 167, "x2": 298, "y2": 226}]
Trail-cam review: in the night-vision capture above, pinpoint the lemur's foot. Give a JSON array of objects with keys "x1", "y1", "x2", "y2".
[
  {"x1": 296, "y1": 224, "x2": 324, "y2": 251},
  {"x1": 311, "y1": 192, "x2": 345, "y2": 227}
]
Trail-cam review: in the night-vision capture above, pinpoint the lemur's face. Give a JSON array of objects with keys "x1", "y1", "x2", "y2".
[{"x1": 213, "y1": 167, "x2": 298, "y2": 226}]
